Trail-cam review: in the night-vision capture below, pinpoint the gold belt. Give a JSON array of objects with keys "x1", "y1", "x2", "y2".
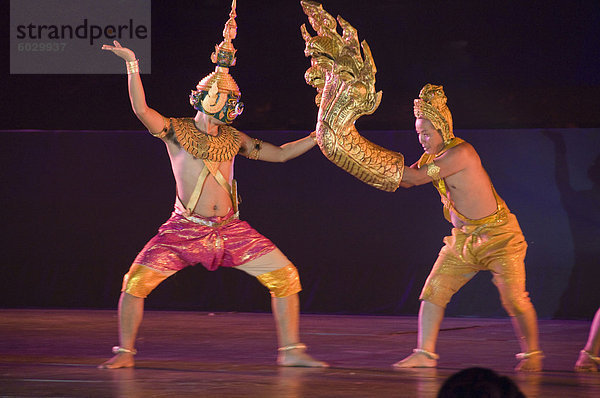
[
  {"x1": 174, "y1": 208, "x2": 238, "y2": 228},
  {"x1": 459, "y1": 207, "x2": 510, "y2": 236}
]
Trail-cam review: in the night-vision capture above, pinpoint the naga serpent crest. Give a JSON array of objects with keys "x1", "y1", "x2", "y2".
[{"x1": 300, "y1": 1, "x2": 404, "y2": 192}]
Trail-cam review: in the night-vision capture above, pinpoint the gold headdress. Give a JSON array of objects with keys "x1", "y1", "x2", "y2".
[
  {"x1": 189, "y1": 0, "x2": 244, "y2": 124},
  {"x1": 414, "y1": 84, "x2": 454, "y2": 144}
]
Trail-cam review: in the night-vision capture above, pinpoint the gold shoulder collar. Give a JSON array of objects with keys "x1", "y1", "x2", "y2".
[
  {"x1": 171, "y1": 118, "x2": 242, "y2": 161},
  {"x1": 417, "y1": 137, "x2": 465, "y2": 168}
]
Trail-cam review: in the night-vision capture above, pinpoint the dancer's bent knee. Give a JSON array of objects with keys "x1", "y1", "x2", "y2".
[
  {"x1": 419, "y1": 271, "x2": 471, "y2": 309},
  {"x1": 420, "y1": 285, "x2": 452, "y2": 309},
  {"x1": 256, "y1": 263, "x2": 302, "y2": 298},
  {"x1": 500, "y1": 292, "x2": 534, "y2": 316},
  {"x1": 235, "y1": 248, "x2": 301, "y2": 298},
  {"x1": 122, "y1": 263, "x2": 174, "y2": 298}
]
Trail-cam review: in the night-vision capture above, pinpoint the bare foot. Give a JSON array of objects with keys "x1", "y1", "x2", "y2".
[
  {"x1": 515, "y1": 355, "x2": 543, "y2": 372},
  {"x1": 392, "y1": 350, "x2": 437, "y2": 369},
  {"x1": 98, "y1": 353, "x2": 135, "y2": 369},
  {"x1": 277, "y1": 347, "x2": 329, "y2": 368},
  {"x1": 575, "y1": 350, "x2": 599, "y2": 372}
]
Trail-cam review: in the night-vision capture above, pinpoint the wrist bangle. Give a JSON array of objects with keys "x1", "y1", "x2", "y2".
[{"x1": 126, "y1": 59, "x2": 139, "y2": 75}]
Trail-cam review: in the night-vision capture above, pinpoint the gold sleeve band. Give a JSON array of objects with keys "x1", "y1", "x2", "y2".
[
  {"x1": 256, "y1": 263, "x2": 302, "y2": 298},
  {"x1": 121, "y1": 264, "x2": 172, "y2": 298},
  {"x1": 247, "y1": 138, "x2": 262, "y2": 160},
  {"x1": 150, "y1": 116, "x2": 171, "y2": 139},
  {"x1": 126, "y1": 59, "x2": 139, "y2": 75},
  {"x1": 426, "y1": 162, "x2": 441, "y2": 181}
]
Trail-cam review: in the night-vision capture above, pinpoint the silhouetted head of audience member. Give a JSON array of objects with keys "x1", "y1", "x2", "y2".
[{"x1": 437, "y1": 367, "x2": 525, "y2": 398}]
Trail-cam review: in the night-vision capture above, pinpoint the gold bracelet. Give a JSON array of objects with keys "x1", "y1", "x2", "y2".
[
  {"x1": 126, "y1": 59, "x2": 139, "y2": 75},
  {"x1": 581, "y1": 350, "x2": 600, "y2": 364},
  {"x1": 413, "y1": 348, "x2": 439, "y2": 360},
  {"x1": 278, "y1": 343, "x2": 307, "y2": 352},
  {"x1": 515, "y1": 350, "x2": 544, "y2": 360},
  {"x1": 112, "y1": 346, "x2": 137, "y2": 355}
]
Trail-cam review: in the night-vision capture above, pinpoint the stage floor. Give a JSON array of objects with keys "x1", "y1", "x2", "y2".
[{"x1": 1, "y1": 309, "x2": 598, "y2": 397}]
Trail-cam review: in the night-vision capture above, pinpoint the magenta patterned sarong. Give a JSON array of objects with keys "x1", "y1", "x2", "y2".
[{"x1": 133, "y1": 209, "x2": 277, "y2": 272}]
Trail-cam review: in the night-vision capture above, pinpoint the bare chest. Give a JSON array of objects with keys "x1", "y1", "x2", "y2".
[
  {"x1": 169, "y1": 146, "x2": 234, "y2": 188},
  {"x1": 442, "y1": 172, "x2": 498, "y2": 222}
]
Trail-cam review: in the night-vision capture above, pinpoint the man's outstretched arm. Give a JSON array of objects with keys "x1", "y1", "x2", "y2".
[
  {"x1": 400, "y1": 143, "x2": 472, "y2": 188},
  {"x1": 238, "y1": 132, "x2": 317, "y2": 163},
  {"x1": 102, "y1": 40, "x2": 165, "y2": 135}
]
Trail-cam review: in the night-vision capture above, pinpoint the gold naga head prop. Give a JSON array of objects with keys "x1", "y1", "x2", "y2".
[
  {"x1": 300, "y1": 0, "x2": 381, "y2": 115},
  {"x1": 189, "y1": 0, "x2": 244, "y2": 124},
  {"x1": 414, "y1": 84, "x2": 454, "y2": 144}
]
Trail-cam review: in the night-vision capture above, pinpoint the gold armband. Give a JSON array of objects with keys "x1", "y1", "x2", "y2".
[
  {"x1": 246, "y1": 138, "x2": 262, "y2": 160},
  {"x1": 150, "y1": 116, "x2": 171, "y2": 139},
  {"x1": 126, "y1": 59, "x2": 139, "y2": 75},
  {"x1": 426, "y1": 162, "x2": 441, "y2": 181}
]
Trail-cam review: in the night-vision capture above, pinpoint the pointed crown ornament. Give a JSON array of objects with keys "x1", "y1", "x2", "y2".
[
  {"x1": 189, "y1": 0, "x2": 244, "y2": 124},
  {"x1": 413, "y1": 84, "x2": 454, "y2": 144}
]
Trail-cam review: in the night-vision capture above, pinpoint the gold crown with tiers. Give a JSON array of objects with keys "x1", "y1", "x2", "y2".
[
  {"x1": 189, "y1": 0, "x2": 244, "y2": 124},
  {"x1": 414, "y1": 84, "x2": 454, "y2": 144}
]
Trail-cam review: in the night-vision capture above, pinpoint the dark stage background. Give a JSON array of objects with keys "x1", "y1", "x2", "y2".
[{"x1": 1, "y1": 1, "x2": 599, "y2": 319}]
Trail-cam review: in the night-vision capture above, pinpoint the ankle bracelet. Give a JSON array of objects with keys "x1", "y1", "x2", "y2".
[
  {"x1": 413, "y1": 348, "x2": 439, "y2": 360},
  {"x1": 278, "y1": 343, "x2": 307, "y2": 352},
  {"x1": 112, "y1": 346, "x2": 137, "y2": 355},
  {"x1": 515, "y1": 350, "x2": 543, "y2": 360},
  {"x1": 581, "y1": 350, "x2": 600, "y2": 364}
]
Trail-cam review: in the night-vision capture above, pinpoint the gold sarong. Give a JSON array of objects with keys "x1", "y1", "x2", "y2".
[{"x1": 419, "y1": 212, "x2": 533, "y2": 316}]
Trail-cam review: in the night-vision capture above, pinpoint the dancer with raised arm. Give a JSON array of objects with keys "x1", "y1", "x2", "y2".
[{"x1": 98, "y1": 1, "x2": 327, "y2": 369}]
